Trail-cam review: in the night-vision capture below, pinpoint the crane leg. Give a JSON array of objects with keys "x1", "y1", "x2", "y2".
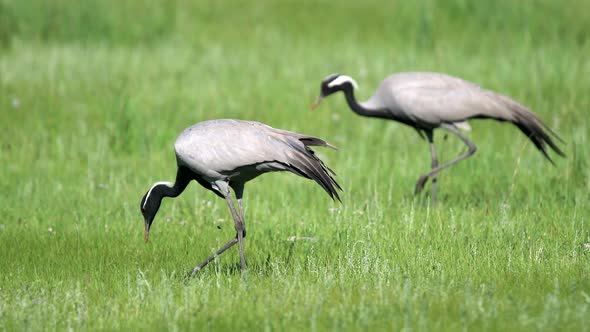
[
  {"x1": 425, "y1": 130, "x2": 439, "y2": 205},
  {"x1": 237, "y1": 199, "x2": 246, "y2": 237},
  {"x1": 233, "y1": 183, "x2": 246, "y2": 238},
  {"x1": 222, "y1": 191, "x2": 246, "y2": 272},
  {"x1": 189, "y1": 237, "x2": 238, "y2": 277},
  {"x1": 188, "y1": 181, "x2": 247, "y2": 276},
  {"x1": 230, "y1": 183, "x2": 247, "y2": 271},
  {"x1": 415, "y1": 124, "x2": 477, "y2": 196}
]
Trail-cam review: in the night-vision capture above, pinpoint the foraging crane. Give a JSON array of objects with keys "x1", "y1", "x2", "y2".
[
  {"x1": 312, "y1": 72, "x2": 564, "y2": 204},
  {"x1": 140, "y1": 119, "x2": 341, "y2": 275}
]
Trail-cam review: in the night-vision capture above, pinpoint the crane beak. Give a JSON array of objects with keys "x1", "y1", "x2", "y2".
[
  {"x1": 311, "y1": 96, "x2": 323, "y2": 110},
  {"x1": 144, "y1": 219, "x2": 151, "y2": 243}
]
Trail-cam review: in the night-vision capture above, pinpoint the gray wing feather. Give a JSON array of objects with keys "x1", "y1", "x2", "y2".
[
  {"x1": 369, "y1": 72, "x2": 564, "y2": 160},
  {"x1": 174, "y1": 119, "x2": 341, "y2": 200},
  {"x1": 267, "y1": 128, "x2": 341, "y2": 201}
]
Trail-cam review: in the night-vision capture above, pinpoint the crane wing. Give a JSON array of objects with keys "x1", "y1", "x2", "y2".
[
  {"x1": 369, "y1": 72, "x2": 564, "y2": 160},
  {"x1": 376, "y1": 72, "x2": 515, "y2": 126},
  {"x1": 174, "y1": 119, "x2": 341, "y2": 199}
]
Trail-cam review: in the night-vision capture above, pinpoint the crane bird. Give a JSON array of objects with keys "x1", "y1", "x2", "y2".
[
  {"x1": 312, "y1": 72, "x2": 564, "y2": 204},
  {"x1": 140, "y1": 119, "x2": 341, "y2": 275}
]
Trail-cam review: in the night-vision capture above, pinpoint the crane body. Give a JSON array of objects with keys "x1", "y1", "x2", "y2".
[
  {"x1": 140, "y1": 119, "x2": 341, "y2": 274},
  {"x1": 313, "y1": 72, "x2": 564, "y2": 204}
]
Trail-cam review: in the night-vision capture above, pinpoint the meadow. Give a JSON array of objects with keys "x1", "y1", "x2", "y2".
[{"x1": 1, "y1": 0, "x2": 589, "y2": 330}]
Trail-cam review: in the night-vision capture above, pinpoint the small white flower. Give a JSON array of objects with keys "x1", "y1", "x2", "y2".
[
  {"x1": 328, "y1": 207, "x2": 341, "y2": 214},
  {"x1": 287, "y1": 236, "x2": 316, "y2": 242},
  {"x1": 12, "y1": 98, "x2": 20, "y2": 109},
  {"x1": 48, "y1": 227, "x2": 53, "y2": 233}
]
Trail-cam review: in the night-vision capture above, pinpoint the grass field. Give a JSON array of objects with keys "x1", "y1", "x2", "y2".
[{"x1": 1, "y1": 0, "x2": 589, "y2": 330}]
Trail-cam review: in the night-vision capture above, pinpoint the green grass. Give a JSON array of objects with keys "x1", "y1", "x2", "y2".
[{"x1": 1, "y1": 0, "x2": 589, "y2": 330}]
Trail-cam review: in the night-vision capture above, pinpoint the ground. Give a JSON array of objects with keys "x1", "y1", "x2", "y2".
[{"x1": 0, "y1": 0, "x2": 589, "y2": 330}]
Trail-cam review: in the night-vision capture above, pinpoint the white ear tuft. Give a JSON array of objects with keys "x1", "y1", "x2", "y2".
[
  {"x1": 143, "y1": 181, "x2": 173, "y2": 209},
  {"x1": 327, "y1": 75, "x2": 359, "y2": 90}
]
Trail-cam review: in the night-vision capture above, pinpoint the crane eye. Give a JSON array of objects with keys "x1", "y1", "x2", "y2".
[{"x1": 141, "y1": 207, "x2": 146, "y2": 213}]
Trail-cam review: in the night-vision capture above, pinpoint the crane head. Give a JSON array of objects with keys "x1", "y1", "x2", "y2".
[
  {"x1": 312, "y1": 74, "x2": 359, "y2": 110},
  {"x1": 140, "y1": 183, "x2": 166, "y2": 243}
]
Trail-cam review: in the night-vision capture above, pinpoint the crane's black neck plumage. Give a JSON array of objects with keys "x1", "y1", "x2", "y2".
[
  {"x1": 341, "y1": 85, "x2": 419, "y2": 128},
  {"x1": 341, "y1": 85, "x2": 393, "y2": 120},
  {"x1": 148, "y1": 167, "x2": 192, "y2": 205}
]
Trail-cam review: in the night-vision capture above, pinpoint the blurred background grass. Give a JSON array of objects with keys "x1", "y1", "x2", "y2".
[
  {"x1": 0, "y1": 0, "x2": 589, "y2": 330},
  {"x1": 1, "y1": 0, "x2": 589, "y2": 48}
]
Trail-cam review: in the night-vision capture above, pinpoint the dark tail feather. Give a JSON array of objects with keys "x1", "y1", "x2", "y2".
[
  {"x1": 514, "y1": 123, "x2": 557, "y2": 164},
  {"x1": 297, "y1": 137, "x2": 339, "y2": 150},
  {"x1": 284, "y1": 138, "x2": 341, "y2": 202},
  {"x1": 271, "y1": 128, "x2": 339, "y2": 150},
  {"x1": 512, "y1": 114, "x2": 565, "y2": 163},
  {"x1": 291, "y1": 155, "x2": 342, "y2": 202},
  {"x1": 500, "y1": 97, "x2": 566, "y2": 162},
  {"x1": 538, "y1": 119, "x2": 566, "y2": 144}
]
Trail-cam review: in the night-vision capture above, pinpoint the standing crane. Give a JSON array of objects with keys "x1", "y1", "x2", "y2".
[
  {"x1": 140, "y1": 119, "x2": 340, "y2": 275},
  {"x1": 312, "y1": 72, "x2": 564, "y2": 204}
]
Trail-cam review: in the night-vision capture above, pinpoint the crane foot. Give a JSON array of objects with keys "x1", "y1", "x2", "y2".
[{"x1": 414, "y1": 175, "x2": 429, "y2": 194}]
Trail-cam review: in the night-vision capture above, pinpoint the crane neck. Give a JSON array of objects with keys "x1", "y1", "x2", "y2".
[
  {"x1": 342, "y1": 86, "x2": 392, "y2": 120},
  {"x1": 146, "y1": 167, "x2": 191, "y2": 206},
  {"x1": 160, "y1": 180, "x2": 188, "y2": 199}
]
